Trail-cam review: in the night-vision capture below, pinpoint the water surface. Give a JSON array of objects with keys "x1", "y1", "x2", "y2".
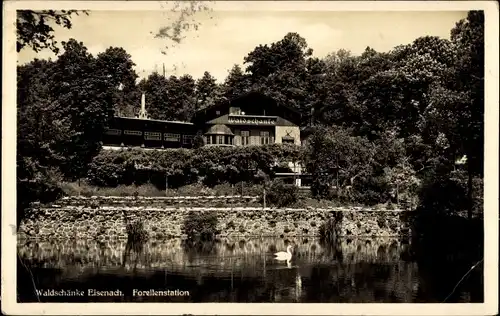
[{"x1": 17, "y1": 237, "x2": 483, "y2": 303}]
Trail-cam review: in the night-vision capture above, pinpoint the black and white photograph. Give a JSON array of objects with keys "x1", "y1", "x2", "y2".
[{"x1": 2, "y1": 1, "x2": 498, "y2": 315}]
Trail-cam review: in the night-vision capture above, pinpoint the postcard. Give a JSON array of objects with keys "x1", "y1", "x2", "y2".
[{"x1": 2, "y1": 1, "x2": 498, "y2": 315}]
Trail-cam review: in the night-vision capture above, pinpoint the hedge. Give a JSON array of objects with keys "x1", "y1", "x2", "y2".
[{"x1": 87, "y1": 144, "x2": 305, "y2": 189}]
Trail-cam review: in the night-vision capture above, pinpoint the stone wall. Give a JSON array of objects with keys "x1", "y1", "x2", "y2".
[{"x1": 18, "y1": 197, "x2": 411, "y2": 240}]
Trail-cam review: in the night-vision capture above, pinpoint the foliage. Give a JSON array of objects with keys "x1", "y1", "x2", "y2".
[
  {"x1": 139, "y1": 73, "x2": 197, "y2": 121},
  {"x1": 266, "y1": 179, "x2": 299, "y2": 207},
  {"x1": 86, "y1": 145, "x2": 304, "y2": 189},
  {"x1": 318, "y1": 212, "x2": 344, "y2": 242},
  {"x1": 304, "y1": 126, "x2": 375, "y2": 200},
  {"x1": 17, "y1": 39, "x2": 116, "y2": 227},
  {"x1": 60, "y1": 181, "x2": 165, "y2": 197},
  {"x1": 126, "y1": 220, "x2": 149, "y2": 243},
  {"x1": 243, "y1": 32, "x2": 314, "y2": 114},
  {"x1": 94, "y1": 47, "x2": 139, "y2": 117},
  {"x1": 223, "y1": 64, "x2": 250, "y2": 100},
  {"x1": 195, "y1": 71, "x2": 224, "y2": 110},
  {"x1": 181, "y1": 211, "x2": 220, "y2": 241},
  {"x1": 17, "y1": 10, "x2": 88, "y2": 53},
  {"x1": 45, "y1": 39, "x2": 115, "y2": 179},
  {"x1": 192, "y1": 134, "x2": 205, "y2": 149}
]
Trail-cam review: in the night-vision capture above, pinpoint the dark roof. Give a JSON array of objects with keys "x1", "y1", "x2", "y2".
[
  {"x1": 193, "y1": 91, "x2": 303, "y2": 118},
  {"x1": 115, "y1": 116, "x2": 194, "y2": 125},
  {"x1": 231, "y1": 91, "x2": 303, "y2": 117},
  {"x1": 205, "y1": 124, "x2": 234, "y2": 135}
]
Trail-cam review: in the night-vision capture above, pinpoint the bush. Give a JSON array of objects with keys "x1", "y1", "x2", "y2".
[
  {"x1": 61, "y1": 181, "x2": 165, "y2": 197},
  {"x1": 239, "y1": 225, "x2": 246, "y2": 233},
  {"x1": 226, "y1": 220, "x2": 236, "y2": 230},
  {"x1": 182, "y1": 211, "x2": 220, "y2": 241},
  {"x1": 86, "y1": 145, "x2": 304, "y2": 189},
  {"x1": 126, "y1": 220, "x2": 148, "y2": 243},
  {"x1": 266, "y1": 179, "x2": 299, "y2": 207},
  {"x1": 176, "y1": 183, "x2": 214, "y2": 196},
  {"x1": 319, "y1": 212, "x2": 344, "y2": 242}
]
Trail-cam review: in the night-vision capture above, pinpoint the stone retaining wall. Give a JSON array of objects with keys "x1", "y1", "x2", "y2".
[
  {"x1": 19, "y1": 197, "x2": 411, "y2": 240},
  {"x1": 51, "y1": 195, "x2": 261, "y2": 207}
]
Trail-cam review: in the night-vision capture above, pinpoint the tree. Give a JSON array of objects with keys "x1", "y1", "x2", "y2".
[
  {"x1": 17, "y1": 10, "x2": 88, "y2": 53},
  {"x1": 304, "y1": 126, "x2": 377, "y2": 201},
  {"x1": 17, "y1": 58, "x2": 63, "y2": 189},
  {"x1": 140, "y1": 72, "x2": 170, "y2": 120},
  {"x1": 243, "y1": 32, "x2": 313, "y2": 113},
  {"x1": 423, "y1": 11, "x2": 484, "y2": 219},
  {"x1": 47, "y1": 39, "x2": 115, "y2": 178},
  {"x1": 168, "y1": 74, "x2": 197, "y2": 121},
  {"x1": 311, "y1": 50, "x2": 362, "y2": 129},
  {"x1": 195, "y1": 71, "x2": 218, "y2": 110},
  {"x1": 223, "y1": 64, "x2": 250, "y2": 100},
  {"x1": 16, "y1": 39, "x2": 116, "y2": 226},
  {"x1": 95, "y1": 47, "x2": 140, "y2": 117}
]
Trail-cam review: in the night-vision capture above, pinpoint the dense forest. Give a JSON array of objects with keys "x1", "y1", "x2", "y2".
[{"x1": 17, "y1": 11, "x2": 484, "y2": 225}]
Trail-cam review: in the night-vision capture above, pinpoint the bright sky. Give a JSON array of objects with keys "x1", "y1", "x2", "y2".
[{"x1": 17, "y1": 5, "x2": 468, "y2": 82}]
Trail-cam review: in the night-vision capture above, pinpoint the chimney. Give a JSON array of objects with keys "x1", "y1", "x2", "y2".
[{"x1": 138, "y1": 93, "x2": 148, "y2": 119}]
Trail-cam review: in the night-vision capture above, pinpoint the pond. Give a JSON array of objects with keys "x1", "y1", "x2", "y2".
[{"x1": 17, "y1": 237, "x2": 483, "y2": 303}]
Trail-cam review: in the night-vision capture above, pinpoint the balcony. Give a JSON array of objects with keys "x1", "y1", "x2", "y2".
[{"x1": 227, "y1": 114, "x2": 277, "y2": 126}]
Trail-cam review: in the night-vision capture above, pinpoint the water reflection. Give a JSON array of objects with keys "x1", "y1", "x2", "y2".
[{"x1": 17, "y1": 237, "x2": 481, "y2": 303}]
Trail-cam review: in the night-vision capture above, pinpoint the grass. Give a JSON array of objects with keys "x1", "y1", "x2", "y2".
[
  {"x1": 60, "y1": 181, "x2": 165, "y2": 197},
  {"x1": 59, "y1": 181, "x2": 402, "y2": 210}
]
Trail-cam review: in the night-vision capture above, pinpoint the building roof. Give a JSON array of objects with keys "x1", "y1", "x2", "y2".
[
  {"x1": 192, "y1": 91, "x2": 303, "y2": 125},
  {"x1": 115, "y1": 116, "x2": 194, "y2": 125},
  {"x1": 230, "y1": 91, "x2": 303, "y2": 116},
  {"x1": 204, "y1": 124, "x2": 234, "y2": 135}
]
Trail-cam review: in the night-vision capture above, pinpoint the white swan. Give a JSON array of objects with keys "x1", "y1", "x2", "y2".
[{"x1": 274, "y1": 245, "x2": 293, "y2": 261}]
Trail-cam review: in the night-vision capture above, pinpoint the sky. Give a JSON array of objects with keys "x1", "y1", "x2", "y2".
[{"x1": 17, "y1": 5, "x2": 468, "y2": 83}]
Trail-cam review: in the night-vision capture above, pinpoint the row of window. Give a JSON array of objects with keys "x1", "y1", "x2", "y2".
[
  {"x1": 106, "y1": 129, "x2": 193, "y2": 144},
  {"x1": 241, "y1": 131, "x2": 272, "y2": 145},
  {"x1": 204, "y1": 132, "x2": 278, "y2": 146},
  {"x1": 206, "y1": 135, "x2": 231, "y2": 145},
  {"x1": 106, "y1": 129, "x2": 294, "y2": 145}
]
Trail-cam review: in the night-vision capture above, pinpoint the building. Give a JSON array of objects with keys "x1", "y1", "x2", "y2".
[
  {"x1": 102, "y1": 91, "x2": 311, "y2": 187},
  {"x1": 103, "y1": 91, "x2": 303, "y2": 149}
]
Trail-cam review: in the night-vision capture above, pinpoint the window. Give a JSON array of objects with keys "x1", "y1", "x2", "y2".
[
  {"x1": 217, "y1": 135, "x2": 224, "y2": 144},
  {"x1": 205, "y1": 136, "x2": 211, "y2": 145},
  {"x1": 260, "y1": 131, "x2": 270, "y2": 145},
  {"x1": 124, "y1": 130, "x2": 142, "y2": 136},
  {"x1": 144, "y1": 132, "x2": 161, "y2": 140},
  {"x1": 282, "y1": 137, "x2": 295, "y2": 144},
  {"x1": 164, "y1": 133, "x2": 181, "y2": 142},
  {"x1": 241, "y1": 131, "x2": 250, "y2": 146},
  {"x1": 105, "y1": 129, "x2": 122, "y2": 136},
  {"x1": 183, "y1": 135, "x2": 194, "y2": 144},
  {"x1": 229, "y1": 107, "x2": 241, "y2": 115}
]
